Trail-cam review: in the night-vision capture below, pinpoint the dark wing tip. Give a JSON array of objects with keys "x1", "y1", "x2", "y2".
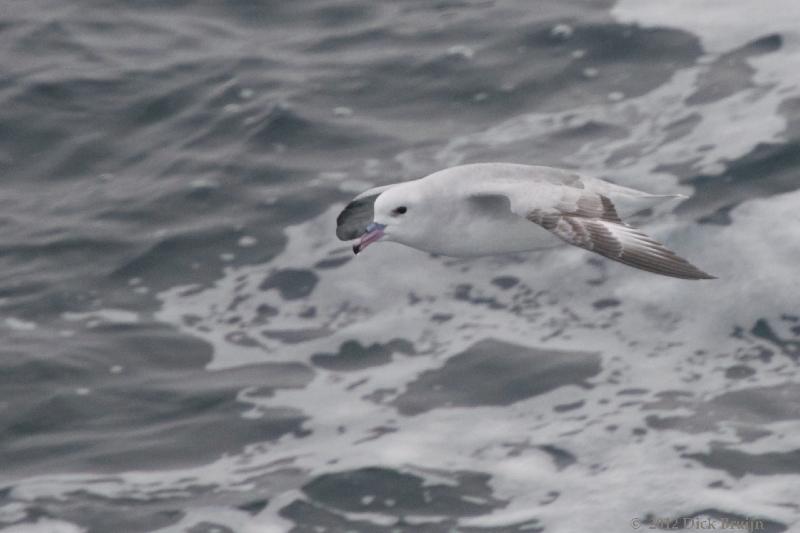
[
  {"x1": 541, "y1": 214, "x2": 715, "y2": 281},
  {"x1": 618, "y1": 248, "x2": 716, "y2": 280},
  {"x1": 601, "y1": 226, "x2": 715, "y2": 280}
]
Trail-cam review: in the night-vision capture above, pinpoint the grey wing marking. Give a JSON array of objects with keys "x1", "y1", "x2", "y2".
[
  {"x1": 336, "y1": 184, "x2": 397, "y2": 240},
  {"x1": 539, "y1": 170, "x2": 585, "y2": 189},
  {"x1": 528, "y1": 195, "x2": 715, "y2": 280},
  {"x1": 528, "y1": 194, "x2": 620, "y2": 229},
  {"x1": 336, "y1": 193, "x2": 380, "y2": 240}
]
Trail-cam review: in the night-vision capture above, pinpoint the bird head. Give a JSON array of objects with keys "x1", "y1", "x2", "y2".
[{"x1": 352, "y1": 184, "x2": 427, "y2": 254}]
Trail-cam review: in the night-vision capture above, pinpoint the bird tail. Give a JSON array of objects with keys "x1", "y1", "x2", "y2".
[
  {"x1": 592, "y1": 183, "x2": 686, "y2": 219},
  {"x1": 599, "y1": 179, "x2": 686, "y2": 200}
]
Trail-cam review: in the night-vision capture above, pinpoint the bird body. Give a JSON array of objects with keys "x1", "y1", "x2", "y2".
[{"x1": 336, "y1": 163, "x2": 714, "y2": 280}]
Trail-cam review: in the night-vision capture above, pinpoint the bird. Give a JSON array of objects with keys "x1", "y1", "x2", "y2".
[{"x1": 335, "y1": 163, "x2": 715, "y2": 280}]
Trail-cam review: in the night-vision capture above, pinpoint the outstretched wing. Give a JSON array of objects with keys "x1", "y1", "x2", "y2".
[
  {"x1": 532, "y1": 209, "x2": 714, "y2": 279},
  {"x1": 469, "y1": 179, "x2": 714, "y2": 280},
  {"x1": 336, "y1": 184, "x2": 394, "y2": 241}
]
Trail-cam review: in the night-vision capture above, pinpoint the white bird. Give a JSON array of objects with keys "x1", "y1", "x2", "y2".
[{"x1": 336, "y1": 163, "x2": 714, "y2": 280}]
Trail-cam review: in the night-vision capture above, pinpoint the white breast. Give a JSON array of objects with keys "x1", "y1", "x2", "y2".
[{"x1": 400, "y1": 202, "x2": 556, "y2": 257}]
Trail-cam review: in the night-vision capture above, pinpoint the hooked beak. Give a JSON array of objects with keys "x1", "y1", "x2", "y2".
[{"x1": 353, "y1": 222, "x2": 386, "y2": 254}]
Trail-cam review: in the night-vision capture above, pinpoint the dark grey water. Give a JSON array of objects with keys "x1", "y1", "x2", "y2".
[{"x1": 2, "y1": 1, "x2": 800, "y2": 531}]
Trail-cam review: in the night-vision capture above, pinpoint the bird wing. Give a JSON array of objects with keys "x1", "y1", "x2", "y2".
[
  {"x1": 336, "y1": 184, "x2": 395, "y2": 241},
  {"x1": 467, "y1": 179, "x2": 714, "y2": 280}
]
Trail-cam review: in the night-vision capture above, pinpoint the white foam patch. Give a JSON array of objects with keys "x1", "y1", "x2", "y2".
[
  {"x1": 8, "y1": 187, "x2": 799, "y2": 530},
  {"x1": 4, "y1": 318, "x2": 36, "y2": 331},
  {"x1": 159, "y1": 195, "x2": 800, "y2": 530},
  {"x1": 395, "y1": 6, "x2": 800, "y2": 206},
  {"x1": 61, "y1": 309, "x2": 140, "y2": 326},
  {"x1": 6, "y1": 4, "x2": 800, "y2": 531},
  {"x1": 397, "y1": 66, "x2": 786, "y2": 197},
  {"x1": 0, "y1": 504, "x2": 26, "y2": 525},
  {"x1": 0, "y1": 520, "x2": 85, "y2": 533},
  {"x1": 149, "y1": 507, "x2": 278, "y2": 533},
  {"x1": 613, "y1": 0, "x2": 800, "y2": 54}
]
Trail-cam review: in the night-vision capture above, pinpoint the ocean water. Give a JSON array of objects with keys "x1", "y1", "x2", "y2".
[{"x1": 2, "y1": 0, "x2": 800, "y2": 531}]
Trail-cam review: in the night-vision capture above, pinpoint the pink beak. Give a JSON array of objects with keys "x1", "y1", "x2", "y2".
[{"x1": 352, "y1": 222, "x2": 385, "y2": 254}]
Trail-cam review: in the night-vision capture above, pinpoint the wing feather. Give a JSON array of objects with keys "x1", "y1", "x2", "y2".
[
  {"x1": 544, "y1": 215, "x2": 715, "y2": 280},
  {"x1": 465, "y1": 172, "x2": 713, "y2": 279}
]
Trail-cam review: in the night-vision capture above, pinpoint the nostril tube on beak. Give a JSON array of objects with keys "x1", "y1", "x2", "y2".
[{"x1": 351, "y1": 222, "x2": 386, "y2": 255}]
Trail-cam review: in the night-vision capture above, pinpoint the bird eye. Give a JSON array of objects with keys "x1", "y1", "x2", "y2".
[{"x1": 391, "y1": 206, "x2": 407, "y2": 216}]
